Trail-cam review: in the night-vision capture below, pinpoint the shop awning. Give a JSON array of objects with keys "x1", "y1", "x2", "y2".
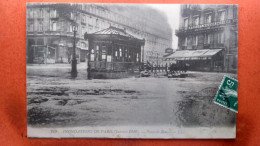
[
  {"x1": 200, "y1": 49, "x2": 222, "y2": 57},
  {"x1": 165, "y1": 49, "x2": 222, "y2": 60}
]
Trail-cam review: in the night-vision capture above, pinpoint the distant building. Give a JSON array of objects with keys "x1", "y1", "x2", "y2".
[
  {"x1": 169, "y1": 4, "x2": 238, "y2": 72},
  {"x1": 26, "y1": 3, "x2": 172, "y2": 64}
]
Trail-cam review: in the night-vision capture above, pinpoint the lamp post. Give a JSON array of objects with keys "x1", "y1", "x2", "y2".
[{"x1": 71, "y1": 24, "x2": 78, "y2": 78}]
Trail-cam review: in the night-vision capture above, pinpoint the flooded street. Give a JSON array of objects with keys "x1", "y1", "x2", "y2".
[{"x1": 27, "y1": 69, "x2": 236, "y2": 128}]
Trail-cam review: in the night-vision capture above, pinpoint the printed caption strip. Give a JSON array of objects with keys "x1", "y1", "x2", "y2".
[{"x1": 214, "y1": 76, "x2": 238, "y2": 113}]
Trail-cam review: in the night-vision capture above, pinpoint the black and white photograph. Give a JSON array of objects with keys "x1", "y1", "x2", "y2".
[{"x1": 26, "y1": 3, "x2": 238, "y2": 138}]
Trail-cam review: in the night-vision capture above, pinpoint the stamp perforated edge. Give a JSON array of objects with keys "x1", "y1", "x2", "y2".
[{"x1": 213, "y1": 75, "x2": 238, "y2": 113}]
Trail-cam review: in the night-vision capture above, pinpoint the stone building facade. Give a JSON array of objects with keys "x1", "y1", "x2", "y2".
[
  {"x1": 175, "y1": 4, "x2": 238, "y2": 72},
  {"x1": 26, "y1": 3, "x2": 172, "y2": 64}
]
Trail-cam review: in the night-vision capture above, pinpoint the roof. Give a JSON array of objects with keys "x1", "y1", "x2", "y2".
[
  {"x1": 93, "y1": 26, "x2": 139, "y2": 39},
  {"x1": 165, "y1": 49, "x2": 222, "y2": 60}
]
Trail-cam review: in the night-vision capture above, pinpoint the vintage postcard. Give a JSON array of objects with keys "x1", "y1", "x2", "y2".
[{"x1": 26, "y1": 3, "x2": 238, "y2": 138}]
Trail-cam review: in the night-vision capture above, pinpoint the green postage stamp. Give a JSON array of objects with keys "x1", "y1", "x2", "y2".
[{"x1": 214, "y1": 76, "x2": 238, "y2": 113}]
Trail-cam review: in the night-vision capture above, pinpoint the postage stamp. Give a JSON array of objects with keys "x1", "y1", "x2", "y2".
[{"x1": 214, "y1": 76, "x2": 238, "y2": 113}]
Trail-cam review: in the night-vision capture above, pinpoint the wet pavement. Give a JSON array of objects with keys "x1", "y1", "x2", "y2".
[{"x1": 27, "y1": 69, "x2": 237, "y2": 128}]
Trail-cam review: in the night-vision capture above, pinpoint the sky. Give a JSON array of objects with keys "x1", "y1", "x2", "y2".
[{"x1": 146, "y1": 4, "x2": 180, "y2": 49}]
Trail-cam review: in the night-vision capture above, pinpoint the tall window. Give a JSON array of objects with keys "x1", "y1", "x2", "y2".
[
  {"x1": 50, "y1": 10, "x2": 57, "y2": 18},
  {"x1": 34, "y1": 10, "x2": 39, "y2": 18},
  {"x1": 115, "y1": 51, "x2": 118, "y2": 57},
  {"x1": 184, "y1": 18, "x2": 188, "y2": 28},
  {"x1": 218, "y1": 32, "x2": 225, "y2": 44},
  {"x1": 84, "y1": 5, "x2": 88, "y2": 11},
  {"x1": 183, "y1": 37, "x2": 188, "y2": 46},
  {"x1": 52, "y1": 22, "x2": 56, "y2": 31},
  {"x1": 204, "y1": 34, "x2": 212, "y2": 44},
  {"x1": 88, "y1": 16, "x2": 92, "y2": 25},
  {"x1": 39, "y1": 9, "x2": 43, "y2": 18},
  {"x1": 125, "y1": 48, "x2": 128, "y2": 61},
  {"x1": 128, "y1": 49, "x2": 131, "y2": 60},
  {"x1": 38, "y1": 21, "x2": 43, "y2": 31},
  {"x1": 81, "y1": 14, "x2": 86, "y2": 23},
  {"x1": 81, "y1": 42, "x2": 86, "y2": 49},
  {"x1": 193, "y1": 35, "x2": 198, "y2": 46},
  {"x1": 193, "y1": 16, "x2": 199, "y2": 26},
  {"x1": 119, "y1": 48, "x2": 122, "y2": 57},
  {"x1": 90, "y1": 6, "x2": 93, "y2": 13},
  {"x1": 93, "y1": 7, "x2": 96, "y2": 14},
  {"x1": 69, "y1": 25, "x2": 73, "y2": 32},
  {"x1": 90, "y1": 49, "x2": 94, "y2": 61},
  {"x1": 29, "y1": 9, "x2": 34, "y2": 18},
  {"x1": 81, "y1": 26, "x2": 85, "y2": 36},
  {"x1": 205, "y1": 13, "x2": 212, "y2": 24},
  {"x1": 101, "y1": 46, "x2": 106, "y2": 60},
  {"x1": 96, "y1": 45, "x2": 100, "y2": 61},
  {"x1": 219, "y1": 10, "x2": 226, "y2": 21},
  {"x1": 28, "y1": 23, "x2": 34, "y2": 31}
]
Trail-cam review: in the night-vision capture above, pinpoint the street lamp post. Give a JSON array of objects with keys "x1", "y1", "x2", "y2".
[{"x1": 71, "y1": 25, "x2": 78, "y2": 78}]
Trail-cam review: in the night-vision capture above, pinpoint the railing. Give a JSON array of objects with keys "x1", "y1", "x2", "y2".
[
  {"x1": 176, "y1": 19, "x2": 238, "y2": 35},
  {"x1": 27, "y1": 31, "x2": 79, "y2": 38},
  {"x1": 88, "y1": 61, "x2": 140, "y2": 72}
]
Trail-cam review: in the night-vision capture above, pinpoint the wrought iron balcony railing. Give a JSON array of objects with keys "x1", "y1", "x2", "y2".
[
  {"x1": 176, "y1": 19, "x2": 238, "y2": 36},
  {"x1": 27, "y1": 31, "x2": 80, "y2": 38}
]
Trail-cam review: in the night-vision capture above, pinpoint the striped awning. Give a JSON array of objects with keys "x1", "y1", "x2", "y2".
[{"x1": 165, "y1": 49, "x2": 222, "y2": 60}]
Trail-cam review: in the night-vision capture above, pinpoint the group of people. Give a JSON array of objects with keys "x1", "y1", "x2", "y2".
[
  {"x1": 143, "y1": 62, "x2": 189, "y2": 73},
  {"x1": 140, "y1": 62, "x2": 190, "y2": 78},
  {"x1": 168, "y1": 62, "x2": 190, "y2": 74}
]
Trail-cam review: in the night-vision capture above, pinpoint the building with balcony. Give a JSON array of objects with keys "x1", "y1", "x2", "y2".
[
  {"x1": 26, "y1": 3, "x2": 172, "y2": 64},
  {"x1": 172, "y1": 4, "x2": 238, "y2": 72}
]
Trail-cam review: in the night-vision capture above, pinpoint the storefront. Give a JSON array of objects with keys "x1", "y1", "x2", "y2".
[
  {"x1": 164, "y1": 49, "x2": 224, "y2": 72},
  {"x1": 27, "y1": 36, "x2": 89, "y2": 64}
]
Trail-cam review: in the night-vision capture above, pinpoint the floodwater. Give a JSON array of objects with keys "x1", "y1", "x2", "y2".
[{"x1": 27, "y1": 71, "x2": 236, "y2": 128}]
